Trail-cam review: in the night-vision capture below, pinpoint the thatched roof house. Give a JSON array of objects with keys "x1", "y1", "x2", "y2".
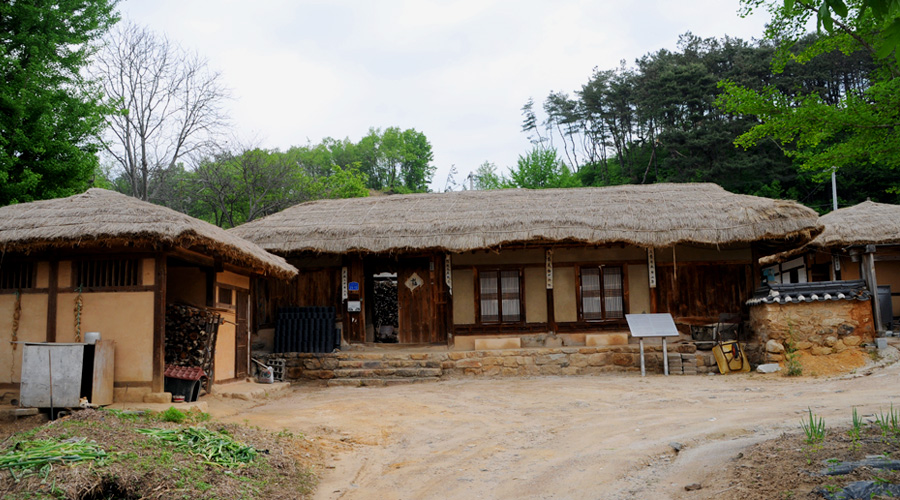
[
  {"x1": 0, "y1": 189, "x2": 296, "y2": 403},
  {"x1": 230, "y1": 184, "x2": 822, "y2": 349},
  {"x1": 0, "y1": 188, "x2": 296, "y2": 278},
  {"x1": 230, "y1": 183, "x2": 821, "y2": 255}
]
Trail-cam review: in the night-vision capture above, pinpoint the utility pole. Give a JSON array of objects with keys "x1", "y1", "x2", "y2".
[{"x1": 831, "y1": 167, "x2": 838, "y2": 211}]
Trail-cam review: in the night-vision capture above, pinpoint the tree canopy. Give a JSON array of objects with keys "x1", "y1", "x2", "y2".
[
  {"x1": 513, "y1": 30, "x2": 897, "y2": 209},
  {"x1": 0, "y1": 0, "x2": 118, "y2": 205},
  {"x1": 718, "y1": 0, "x2": 900, "y2": 195}
]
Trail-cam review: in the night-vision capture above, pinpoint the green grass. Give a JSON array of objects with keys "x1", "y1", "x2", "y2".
[{"x1": 801, "y1": 408, "x2": 826, "y2": 444}]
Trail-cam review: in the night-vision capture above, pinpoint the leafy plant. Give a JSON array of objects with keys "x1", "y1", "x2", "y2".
[
  {"x1": 159, "y1": 407, "x2": 187, "y2": 424},
  {"x1": 137, "y1": 427, "x2": 257, "y2": 467},
  {"x1": 849, "y1": 407, "x2": 864, "y2": 449},
  {"x1": 0, "y1": 438, "x2": 108, "y2": 481},
  {"x1": 783, "y1": 323, "x2": 803, "y2": 377},
  {"x1": 874, "y1": 403, "x2": 900, "y2": 442},
  {"x1": 801, "y1": 408, "x2": 826, "y2": 444}
]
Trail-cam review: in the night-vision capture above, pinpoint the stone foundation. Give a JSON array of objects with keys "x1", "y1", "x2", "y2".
[
  {"x1": 749, "y1": 300, "x2": 875, "y2": 362},
  {"x1": 265, "y1": 343, "x2": 724, "y2": 381}
]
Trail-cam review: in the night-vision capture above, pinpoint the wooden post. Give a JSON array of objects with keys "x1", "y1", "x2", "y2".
[
  {"x1": 639, "y1": 338, "x2": 645, "y2": 377},
  {"x1": 546, "y1": 249, "x2": 556, "y2": 333},
  {"x1": 662, "y1": 337, "x2": 669, "y2": 376},
  {"x1": 648, "y1": 248, "x2": 658, "y2": 314},
  {"x1": 152, "y1": 255, "x2": 167, "y2": 393},
  {"x1": 46, "y1": 260, "x2": 58, "y2": 342},
  {"x1": 863, "y1": 246, "x2": 884, "y2": 333}
]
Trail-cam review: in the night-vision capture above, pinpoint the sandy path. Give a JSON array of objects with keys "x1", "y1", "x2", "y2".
[{"x1": 210, "y1": 355, "x2": 900, "y2": 500}]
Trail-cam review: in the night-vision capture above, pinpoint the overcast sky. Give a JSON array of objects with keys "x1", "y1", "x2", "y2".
[{"x1": 118, "y1": 1, "x2": 771, "y2": 191}]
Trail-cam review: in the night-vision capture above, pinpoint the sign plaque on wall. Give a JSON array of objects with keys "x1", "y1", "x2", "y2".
[
  {"x1": 545, "y1": 249, "x2": 553, "y2": 289},
  {"x1": 445, "y1": 254, "x2": 452, "y2": 295},
  {"x1": 647, "y1": 248, "x2": 657, "y2": 288},
  {"x1": 405, "y1": 272, "x2": 423, "y2": 291}
]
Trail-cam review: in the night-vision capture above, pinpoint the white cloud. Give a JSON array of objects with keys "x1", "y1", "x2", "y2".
[{"x1": 118, "y1": 0, "x2": 772, "y2": 187}]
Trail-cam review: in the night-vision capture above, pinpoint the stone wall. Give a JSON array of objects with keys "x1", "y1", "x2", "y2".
[
  {"x1": 749, "y1": 300, "x2": 875, "y2": 362},
  {"x1": 266, "y1": 343, "x2": 723, "y2": 381}
]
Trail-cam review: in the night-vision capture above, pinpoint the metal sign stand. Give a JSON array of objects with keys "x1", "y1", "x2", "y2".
[{"x1": 626, "y1": 314, "x2": 680, "y2": 377}]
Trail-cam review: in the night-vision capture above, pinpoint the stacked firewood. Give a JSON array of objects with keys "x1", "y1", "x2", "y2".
[
  {"x1": 165, "y1": 304, "x2": 222, "y2": 375},
  {"x1": 373, "y1": 279, "x2": 398, "y2": 342}
]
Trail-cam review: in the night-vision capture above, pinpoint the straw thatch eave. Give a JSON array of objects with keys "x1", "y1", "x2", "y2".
[
  {"x1": 807, "y1": 201, "x2": 900, "y2": 249},
  {"x1": 230, "y1": 183, "x2": 822, "y2": 256},
  {"x1": 760, "y1": 200, "x2": 900, "y2": 265},
  {"x1": 0, "y1": 189, "x2": 297, "y2": 279}
]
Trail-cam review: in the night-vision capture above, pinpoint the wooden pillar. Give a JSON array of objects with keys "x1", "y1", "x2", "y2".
[
  {"x1": 46, "y1": 260, "x2": 58, "y2": 342},
  {"x1": 862, "y1": 246, "x2": 884, "y2": 333},
  {"x1": 546, "y1": 249, "x2": 556, "y2": 333},
  {"x1": 152, "y1": 255, "x2": 167, "y2": 393},
  {"x1": 444, "y1": 254, "x2": 454, "y2": 347}
]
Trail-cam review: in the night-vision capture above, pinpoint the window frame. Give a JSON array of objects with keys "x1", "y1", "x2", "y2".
[
  {"x1": 0, "y1": 261, "x2": 37, "y2": 292},
  {"x1": 216, "y1": 284, "x2": 237, "y2": 310},
  {"x1": 576, "y1": 263, "x2": 628, "y2": 323},
  {"x1": 474, "y1": 267, "x2": 525, "y2": 326},
  {"x1": 70, "y1": 258, "x2": 143, "y2": 291}
]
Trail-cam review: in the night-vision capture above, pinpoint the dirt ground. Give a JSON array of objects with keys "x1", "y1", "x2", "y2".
[{"x1": 202, "y1": 347, "x2": 900, "y2": 500}]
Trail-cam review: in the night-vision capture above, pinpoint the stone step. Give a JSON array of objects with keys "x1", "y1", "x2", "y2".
[
  {"x1": 337, "y1": 359, "x2": 441, "y2": 369},
  {"x1": 327, "y1": 377, "x2": 441, "y2": 388},
  {"x1": 0, "y1": 407, "x2": 39, "y2": 419},
  {"x1": 332, "y1": 367, "x2": 443, "y2": 379}
]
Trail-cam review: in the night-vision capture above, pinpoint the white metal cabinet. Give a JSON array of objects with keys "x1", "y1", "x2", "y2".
[{"x1": 19, "y1": 341, "x2": 115, "y2": 407}]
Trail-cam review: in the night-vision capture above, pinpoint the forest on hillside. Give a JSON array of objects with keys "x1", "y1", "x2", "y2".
[{"x1": 484, "y1": 31, "x2": 899, "y2": 211}]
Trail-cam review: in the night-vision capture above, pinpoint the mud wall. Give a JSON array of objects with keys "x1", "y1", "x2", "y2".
[{"x1": 749, "y1": 300, "x2": 876, "y2": 361}]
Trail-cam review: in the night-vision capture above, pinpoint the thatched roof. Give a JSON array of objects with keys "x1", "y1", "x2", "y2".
[
  {"x1": 761, "y1": 201, "x2": 900, "y2": 264},
  {"x1": 230, "y1": 183, "x2": 821, "y2": 255},
  {"x1": 0, "y1": 189, "x2": 296, "y2": 279},
  {"x1": 806, "y1": 201, "x2": 900, "y2": 248}
]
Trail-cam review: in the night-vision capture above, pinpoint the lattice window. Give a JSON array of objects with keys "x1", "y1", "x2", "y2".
[
  {"x1": 479, "y1": 269, "x2": 521, "y2": 324},
  {"x1": 581, "y1": 265, "x2": 624, "y2": 320},
  {"x1": 218, "y1": 286, "x2": 233, "y2": 306},
  {"x1": 74, "y1": 259, "x2": 140, "y2": 288},
  {"x1": 0, "y1": 262, "x2": 35, "y2": 290}
]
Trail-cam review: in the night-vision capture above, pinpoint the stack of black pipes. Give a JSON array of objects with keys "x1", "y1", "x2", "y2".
[{"x1": 274, "y1": 306, "x2": 339, "y2": 353}]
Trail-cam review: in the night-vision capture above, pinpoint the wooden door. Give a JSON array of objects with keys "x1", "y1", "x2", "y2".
[
  {"x1": 235, "y1": 290, "x2": 249, "y2": 378},
  {"x1": 398, "y1": 257, "x2": 447, "y2": 344}
]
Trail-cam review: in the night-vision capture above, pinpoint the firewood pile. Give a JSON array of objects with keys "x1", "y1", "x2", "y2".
[
  {"x1": 165, "y1": 303, "x2": 222, "y2": 391},
  {"x1": 373, "y1": 279, "x2": 398, "y2": 343}
]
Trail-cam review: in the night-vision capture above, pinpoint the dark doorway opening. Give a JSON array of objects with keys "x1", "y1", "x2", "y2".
[{"x1": 372, "y1": 272, "x2": 399, "y2": 343}]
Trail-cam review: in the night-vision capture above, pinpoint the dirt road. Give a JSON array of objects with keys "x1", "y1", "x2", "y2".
[{"x1": 210, "y1": 353, "x2": 900, "y2": 500}]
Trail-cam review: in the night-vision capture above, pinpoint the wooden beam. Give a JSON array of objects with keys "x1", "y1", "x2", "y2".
[
  {"x1": 170, "y1": 247, "x2": 215, "y2": 267},
  {"x1": 152, "y1": 255, "x2": 167, "y2": 393},
  {"x1": 862, "y1": 248, "x2": 884, "y2": 333},
  {"x1": 46, "y1": 260, "x2": 58, "y2": 342},
  {"x1": 546, "y1": 288, "x2": 556, "y2": 333}
]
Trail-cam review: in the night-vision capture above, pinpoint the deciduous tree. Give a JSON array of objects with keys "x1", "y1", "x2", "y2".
[{"x1": 93, "y1": 21, "x2": 229, "y2": 202}]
